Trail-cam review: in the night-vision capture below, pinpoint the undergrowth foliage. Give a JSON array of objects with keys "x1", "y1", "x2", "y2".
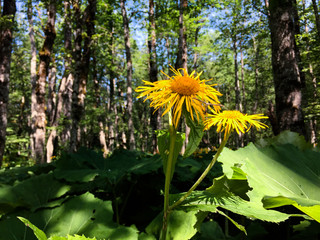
[{"x1": 0, "y1": 132, "x2": 319, "y2": 239}]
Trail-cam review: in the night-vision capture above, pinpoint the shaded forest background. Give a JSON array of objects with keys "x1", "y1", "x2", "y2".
[{"x1": 0, "y1": 0, "x2": 319, "y2": 167}]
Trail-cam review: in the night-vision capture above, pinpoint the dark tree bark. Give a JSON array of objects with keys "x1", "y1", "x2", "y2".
[
  {"x1": 268, "y1": 0, "x2": 306, "y2": 137},
  {"x1": 120, "y1": 0, "x2": 135, "y2": 150},
  {"x1": 148, "y1": 0, "x2": 159, "y2": 153},
  {"x1": 175, "y1": 0, "x2": 188, "y2": 70},
  {"x1": 47, "y1": 64, "x2": 56, "y2": 125},
  {"x1": 31, "y1": 0, "x2": 56, "y2": 163},
  {"x1": 175, "y1": 0, "x2": 189, "y2": 154},
  {"x1": 107, "y1": 7, "x2": 116, "y2": 152},
  {"x1": 312, "y1": 0, "x2": 320, "y2": 41},
  {"x1": 0, "y1": 0, "x2": 16, "y2": 167},
  {"x1": 70, "y1": 0, "x2": 96, "y2": 152}
]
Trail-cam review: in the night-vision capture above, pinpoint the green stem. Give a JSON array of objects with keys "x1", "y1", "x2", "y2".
[
  {"x1": 169, "y1": 133, "x2": 230, "y2": 211},
  {"x1": 160, "y1": 111, "x2": 176, "y2": 240}
]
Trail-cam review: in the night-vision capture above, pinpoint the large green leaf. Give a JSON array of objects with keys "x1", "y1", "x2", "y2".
[
  {"x1": 173, "y1": 176, "x2": 291, "y2": 224},
  {"x1": 54, "y1": 149, "x2": 162, "y2": 184},
  {"x1": 0, "y1": 173, "x2": 70, "y2": 213},
  {"x1": 219, "y1": 138, "x2": 320, "y2": 222},
  {"x1": 0, "y1": 192, "x2": 139, "y2": 240},
  {"x1": 146, "y1": 209, "x2": 201, "y2": 240}
]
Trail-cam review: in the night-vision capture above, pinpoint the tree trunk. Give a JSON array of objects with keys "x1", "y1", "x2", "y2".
[
  {"x1": 108, "y1": 19, "x2": 116, "y2": 151},
  {"x1": 302, "y1": 0, "x2": 318, "y2": 146},
  {"x1": 0, "y1": 0, "x2": 16, "y2": 167},
  {"x1": 148, "y1": 0, "x2": 159, "y2": 153},
  {"x1": 47, "y1": 64, "x2": 56, "y2": 125},
  {"x1": 28, "y1": 0, "x2": 37, "y2": 160},
  {"x1": 268, "y1": 0, "x2": 306, "y2": 137},
  {"x1": 193, "y1": 26, "x2": 200, "y2": 70},
  {"x1": 312, "y1": 0, "x2": 320, "y2": 41},
  {"x1": 61, "y1": 0, "x2": 73, "y2": 144},
  {"x1": 46, "y1": 0, "x2": 73, "y2": 162},
  {"x1": 175, "y1": 0, "x2": 189, "y2": 154},
  {"x1": 32, "y1": 0, "x2": 56, "y2": 163},
  {"x1": 251, "y1": 35, "x2": 259, "y2": 142},
  {"x1": 70, "y1": 0, "x2": 95, "y2": 152},
  {"x1": 93, "y1": 55, "x2": 108, "y2": 157},
  {"x1": 120, "y1": 0, "x2": 135, "y2": 150}
]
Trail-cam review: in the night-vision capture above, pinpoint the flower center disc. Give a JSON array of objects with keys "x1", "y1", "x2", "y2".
[{"x1": 171, "y1": 76, "x2": 200, "y2": 96}]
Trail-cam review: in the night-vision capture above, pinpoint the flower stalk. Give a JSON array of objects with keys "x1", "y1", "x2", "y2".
[
  {"x1": 169, "y1": 133, "x2": 231, "y2": 211},
  {"x1": 161, "y1": 110, "x2": 176, "y2": 240}
]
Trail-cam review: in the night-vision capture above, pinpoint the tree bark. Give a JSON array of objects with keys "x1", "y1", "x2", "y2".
[
  {"x1": 28, "y1": 0, "x2": 38, "y2": 160},
  {"x1": 47, "y1": 64, "x2": 56, "y2": 125},
  {"x1": 31, "y1": 0, "x2": 56, "y2": 163},
  {"x1": 268, "y1": 0, "x2": 306, "y2": 137},
  {"x1": 312, "y1": 0, "x2": 320, "y2": 41},
  {"x1": 148, "y1": 0, "x2": 159, "y2": 153},
  {"x1": 175, "y1": 0, "x2": 189, "y2": 154},
  {"x1": 302, "y1": 0, "x2": 318, "y2": 146},
  {"x1": 70, "y1": 0, "x2": 96, "y2": 152},
  {"x1": 46, "y1": 0, "x2": 73, "y2": 162},
  {"x1": 0, "y1": 0, "x2": 16, "y2": 167},
  {"x1": 108, "y1": 14, "x2": 116, "y2": 152},
  {"x1": 120, "y1": 0, "x2": 135, "y2": 150},
  {"x1": 93, "y1": 54, "x2": 108, "y2": 157}
]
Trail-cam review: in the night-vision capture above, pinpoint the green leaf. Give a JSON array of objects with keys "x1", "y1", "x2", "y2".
[
  {"x1": 0, "y1": 173, "x2": 70, "y2": 213},
  {"x1": 219, "y1": 134, "x2": 320, "y2": 222},
  {"x1": 146, "y1": 210, "x2": 199, "y2": 240},
  {"x1": 173, "y1": 176, "x2": 290, "y2": 226},
  {"x1": 183, "y1": 110, "x2": 204, "y2": 158},
  {"x1": 0, "y1": 192, "x2": 139, "y2": 240},
  {"x1": 157, "y1": 130, "x2": 185, "y2": 181},
  {"x1": 18, "y1": 217, "x2": 47, "y2": 240},
  {"x1": 255, "y1": 130, "x2": 314, "y2": 150}
]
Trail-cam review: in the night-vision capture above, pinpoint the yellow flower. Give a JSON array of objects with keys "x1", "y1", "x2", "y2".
[
  {"x1": 204, "y1": 110, "x2": 268, "y2": 139},
  {"x1": 136, "y1": 66, "x2": 222, "y2": 127}
]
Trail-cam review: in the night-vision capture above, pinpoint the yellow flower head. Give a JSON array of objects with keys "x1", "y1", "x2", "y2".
[
  {"x1": 136, "y1": 66, "x2": 222, "y2": 127},
  {"x1": 204, "y1": 110, "x2": 268, "y2": 139}
]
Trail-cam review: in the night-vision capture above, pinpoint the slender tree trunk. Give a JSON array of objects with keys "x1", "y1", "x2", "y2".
[
  {"x1": 32, "y1": 0, "x2": 56, "y2": 163},
  {"x1": 240, "y1": 40, "x2": 247, "y2": 146},
  {"x1": 148, "y1": 0, "x2": 159, "y2": 153},
  {"x1": 233, "y1": 35, "x2": 241, "y2": 112},
  {"x1": 46, "y1": 0, "x2": 73, "y2": 162},
  {"x1": 251, "y1": 35, "x2": 260, "y2": 142},
  {"x1": 70, "y1": 0, "x2": 95, "y2": 152},
  {"x1": 302, "y1": 0, "x2": 318, "y2": 145},
  {"x1": 0, "y1": 0, "x2": 16, "y2": 167},
  {"x1": 47, "y1": 64, "x2": 56, "y2": 125},
  {"x1": 61, "y1": 0, "x2": 73, "y2": 144},
  {"x1": 312, "y1": 0, "x2": 320, "y2": 41},
  {"x1": 175, "y1": 0, "x2": 189, "y2": 154},
  {"x1": 268, "y1": 0, "x2": 306, "y2": 137},
  {"x1": 93, "y1": 55, "x2": 108, "y2": 157},
  {"x1": 108, "y1": 21, "x2": 116, "y2": 151},
  {"x1": 28, "y1": 0, "x2": 37, "y2": 160},
  {"x1": 120, "y1": 0, "x2": 135, "y2": 150},
  {"x1": 193, "y1": 26, "x2": 200, "y2": 70}
]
